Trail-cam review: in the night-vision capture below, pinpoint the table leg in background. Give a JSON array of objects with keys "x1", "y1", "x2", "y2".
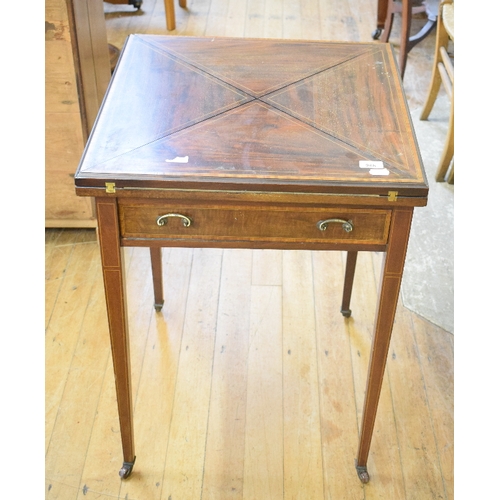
[
  {"x1": 374, "y1": 0, "x2": 389, "y2": 38},
  {"x1": 341, "y1": 251, "x2": 358, "y2": 317},
  {"x1": 150, "y1": 247, "x2": 164, "y2": 312}
]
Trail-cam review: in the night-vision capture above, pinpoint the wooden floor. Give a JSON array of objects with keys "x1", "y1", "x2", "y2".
[{"x1": 45, "y1": 2, "x2": 453, "y2": 499}]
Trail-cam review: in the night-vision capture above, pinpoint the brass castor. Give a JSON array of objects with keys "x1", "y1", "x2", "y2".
[
  {"x1": 355, "y1": 463, "x2": 370, "y2": 483},
  {"x1": 341, "y1": 308, "x2": 352, "y2": 318},
  {"x1": 119, "y1": 457, "x2": 136, "y2": 479}
]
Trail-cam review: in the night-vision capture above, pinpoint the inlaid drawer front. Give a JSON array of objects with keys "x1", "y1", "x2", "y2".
[{"x1": 118, "y1": 202, "x2": 391, "y2": 245}]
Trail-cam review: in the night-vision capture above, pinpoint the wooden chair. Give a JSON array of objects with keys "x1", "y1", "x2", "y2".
[
  {"x1": 420, "y1": 0, "x2": 454, "y2": 183},
  {"x1": 375, "y1": 0, "x2": 439, "y2": 77}
]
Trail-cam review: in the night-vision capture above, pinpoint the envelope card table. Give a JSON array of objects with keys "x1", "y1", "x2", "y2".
[{"x1": 75, "y1": 35, "x2": 428, "y2": 483}]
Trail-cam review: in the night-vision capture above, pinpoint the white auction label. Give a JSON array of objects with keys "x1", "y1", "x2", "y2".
[
  {"x1": 359, "y1": 160, "x2": 384, "y2": 169},
  {"x1": 369, "y1": 168, "x2": 390, "y2": 176},
  {"x1": 165, "y1": 156, "x2": 189, "y2": 163}
]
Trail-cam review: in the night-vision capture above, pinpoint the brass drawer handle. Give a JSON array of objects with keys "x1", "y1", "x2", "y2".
[
  {"x1": 317, "y1": 218, "x2": 353, "y2": 233},
  {"x1": 156, "y1": 213, "x2": 192, "y2": 227}
]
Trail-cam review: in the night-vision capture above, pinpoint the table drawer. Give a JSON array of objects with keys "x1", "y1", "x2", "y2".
[{"x1": 118, "y1": 202, "x2": 391, "y2": 245}]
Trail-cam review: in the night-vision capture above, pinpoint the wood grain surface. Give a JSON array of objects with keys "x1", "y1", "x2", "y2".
[{"x1": 75, "y1": 36, "x2": 427, "y2": 197}]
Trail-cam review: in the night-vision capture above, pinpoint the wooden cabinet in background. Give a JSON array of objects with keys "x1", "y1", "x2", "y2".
[{"x1": 45, "y1": 0, "x2": 111, "y2": 227}]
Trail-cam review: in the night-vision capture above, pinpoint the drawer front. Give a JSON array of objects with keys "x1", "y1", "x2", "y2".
[{"x1": 118, "y1": 202, "x2": 391, "y2": 245}]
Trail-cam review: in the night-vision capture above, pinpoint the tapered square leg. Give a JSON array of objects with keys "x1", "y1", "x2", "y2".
[
  {"x1": 355, "y1": 208, "x2": 414, "y2": 483},
  {"x1": 95, "y1": 197, "x2": 136, "y2": 479}
]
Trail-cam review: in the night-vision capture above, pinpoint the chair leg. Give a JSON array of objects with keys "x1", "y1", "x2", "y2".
[
  {"x1": 164, "y1": 0, "x2": 175, "y2": 30},
  {"x1": 420, "y1": 14, "x2": 450, "y2": 120},
  {"x1": 380, "y1": 0, "x2": 396, "y2": 43},
  {"x1": 380, "y1": 0, "x2": 430, "y2": 77},
  {"x1": 398, "y1": 0, "x2": 412, "y2": 77},
  {"x1": 341, "y1": 251, "x2": 358, "y2": 318},
  {"x1": 179, "y1": 0, "x2": 186, "y2": 7},
  {"x1": 435, "y1": 94, "x2": 454, "y2": 182},
  {"x1": 150, "y1": 247, "x2": 164, "y2": 312},
  {"x1": 447, "y1": 158, "x2": 454, "y2": 184}
]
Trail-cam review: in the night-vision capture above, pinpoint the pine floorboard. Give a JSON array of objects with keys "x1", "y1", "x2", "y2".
[{"x1": 46, "y1": 229, "x2": 453, "y2": 499}]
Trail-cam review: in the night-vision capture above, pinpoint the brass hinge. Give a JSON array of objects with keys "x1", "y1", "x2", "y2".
[
  {"x1": 105, "y1": 182, "x2": 116, "y2": 194},
  {"x1": 388, "y1": 191, "x2": 398, "y2": 201}
]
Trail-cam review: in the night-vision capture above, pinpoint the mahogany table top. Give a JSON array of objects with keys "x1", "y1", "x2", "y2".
[{"x1": 75, "y1": 35, "x2": 428, "y2": 200}]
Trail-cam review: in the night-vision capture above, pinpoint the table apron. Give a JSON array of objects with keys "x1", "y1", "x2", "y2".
[{"x1": 120, "y1": 238, "x2": 387, "y2": 252}]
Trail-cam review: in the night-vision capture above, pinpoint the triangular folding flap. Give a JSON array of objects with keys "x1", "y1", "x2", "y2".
[
  {"x1": 263, "y1": 48, "x2": 421, "y2": 176},
  {"x1": 142, "y1": 36, "x2": 376, "y2": 97},
  {"x1": 81, "y1": 36, "x2": 253, "y2": 171}
]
